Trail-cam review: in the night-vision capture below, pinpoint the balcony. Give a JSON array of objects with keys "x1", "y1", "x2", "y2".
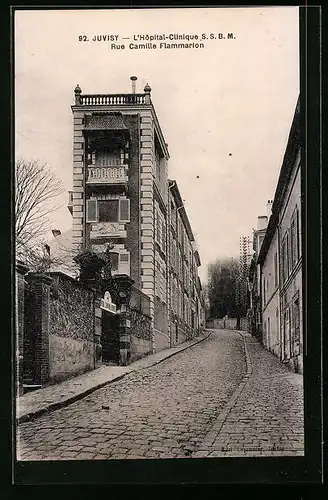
[
  {"x1": 87, "y1": 166, "x2": 128, "y2": 186},
  {"x1": 67, "y1": 190, "x2": 73, "y2": 215},
  {"x1": 79, "y1": 94, "x2": 147, "y2": 106}
]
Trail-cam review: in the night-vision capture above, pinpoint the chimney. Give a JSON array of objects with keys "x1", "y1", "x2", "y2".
[
  {"x1": 267, "y1": 199, "x2": 273, "y2": 218},
  {"x1": 130, "y1": 76, "x2": 137, "y2": 94},
  {"x1": 257, "y1": 216, "x2": 268, "y2": 231}
]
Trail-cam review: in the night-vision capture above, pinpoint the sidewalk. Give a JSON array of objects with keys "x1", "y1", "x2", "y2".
[{"x1": 17, "y1": 330, "x2": 212, "y2": 423}]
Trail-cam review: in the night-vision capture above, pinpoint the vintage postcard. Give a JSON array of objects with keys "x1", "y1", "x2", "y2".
[{"x1": 13, "y1": 6, "x2": 322, "y2": 484}]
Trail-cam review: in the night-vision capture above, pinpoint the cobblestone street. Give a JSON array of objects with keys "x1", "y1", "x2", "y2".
[{"x1": 17, "y1": 330, "x2": 304, "y2": 460}]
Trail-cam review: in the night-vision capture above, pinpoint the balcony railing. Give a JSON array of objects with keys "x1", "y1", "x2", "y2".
[
  {"x1": 87, "y1": 166, "x2": 128, "y2": 184},
  {"x1": 80, "y1": 94, "x2": 147, "y2": 106}
]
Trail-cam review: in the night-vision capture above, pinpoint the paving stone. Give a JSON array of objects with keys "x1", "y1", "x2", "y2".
[
  {"x1": 195, "y1": 335, "x2": 304, "y2": 457},
  {"x1": 17, "y1": 331, "x2": 303, "y2": 461}
]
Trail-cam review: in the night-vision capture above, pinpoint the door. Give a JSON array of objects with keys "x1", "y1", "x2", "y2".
[
  {"x1": 283, "y1": 307, "x2": 291, "y2": 360},
  {"x1": 101, "y1": 311, "x2": 120, "y2": 364},
  {"x1": 292, "y1": 296, "x2": 301, "y2": 357}
]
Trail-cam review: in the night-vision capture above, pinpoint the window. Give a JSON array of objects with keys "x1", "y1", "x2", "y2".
[
  {"x1": 107, "y1": 252, "x2": 119, "y2": 271},
  {"x1": 98, "y1": 200, "x2": 119, "y2": 222},
  {"x1": 96, "y1": 149, "x2": 121, "y2": 167},
  {"x1": 162, "y1": 223, "x2": 166, "y2": 252},
  {"x1": 263, "y1": 276, "x2": 266, "y2": 305},
  {"x1": 170, "y1": 202, "x2": 176, "y2": 229},
  {"x1": 155, "y1": 148, "x2": 161, "y2": 180},
  {"x1": 119, "y1": 199, "x2": 130, "y2": 222},
  {"x1": 86, "y1": 198, "x2": 130, "y2": 224},
  {"x1": 86, "y1": 199, "x2": 97, "y2": 222},
  {"x1": 120, "y1": 253, "x2": 129, "y2": 263},
  {"x1": 282, "y1": 233, "x2": 289, "y2": 283},
  {"x1": 156, "y1": 214, "x2": 161, "y2": 245},
  {"x1": 296, "y1": 208, "x2": 300, "y2": 260},
  {"x1": 274, "y1": 253, "x2": 278, "y2": 288},
  {"x1": 290, "y1": 208, "x2": 300, "y2": 269}
]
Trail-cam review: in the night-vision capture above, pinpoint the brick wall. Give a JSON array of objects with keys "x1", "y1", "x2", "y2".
[
  {"x1": 24, "y1": 274, "x2": 53, "y2": 386},
  {"x1": 15, "y1": 262, "x2": 29, "y2": 394},
  {"x1": 48, "y1": 272, "x2": 96, "y2": 383}
]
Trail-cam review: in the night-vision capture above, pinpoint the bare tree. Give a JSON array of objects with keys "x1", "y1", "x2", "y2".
[
  {"x1": 22, "y1": 237, "x2": 79, "y2": 276},
  {"x1": 15, "y1": 158, "x2": 63, "y2": 260}
]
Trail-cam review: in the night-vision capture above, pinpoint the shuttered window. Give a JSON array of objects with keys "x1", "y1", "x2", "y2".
[
  {"x1": 86, "y1": 199, "x2": 97, "y2": 222},
  {"x1": 87, "y1": 198, "x2": 130, "y2": 223},
  {"x1": 108, "y1": 252, "x2": 119, "y2": 271},
  {"x1": 119, "y1": 198, "x2": 130, "y2": 222},
  {"x1": 120, "y1": 253, "x2": 129, "y2": 263},
  {"x1": 162, "y1": 223, "x2": 166, "y2": 252}
]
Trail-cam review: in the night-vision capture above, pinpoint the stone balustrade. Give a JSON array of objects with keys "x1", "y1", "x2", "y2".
[
  {"x1": 80, "y1": 94, "x2": 147, "y2": 106},
  {"x1": 87, "y1": 166, "x2": 128, "y2": 184}
]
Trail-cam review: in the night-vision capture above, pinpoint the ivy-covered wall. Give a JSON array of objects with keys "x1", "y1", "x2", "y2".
[{"x1": 48, "y1": 272, "x2": 95, "y2": 382}]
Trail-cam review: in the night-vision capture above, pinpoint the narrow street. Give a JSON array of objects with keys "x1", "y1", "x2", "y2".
[{"x1": 17, "y1": 330, "x2": 304, "y2": 460}]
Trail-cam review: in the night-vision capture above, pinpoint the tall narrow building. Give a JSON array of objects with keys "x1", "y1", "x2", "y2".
[{"x1": 71, "y1": 77, "x2": 204, "y2": 354}]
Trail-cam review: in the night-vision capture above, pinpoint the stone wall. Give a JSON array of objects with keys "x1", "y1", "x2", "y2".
[
  {"x1": 206, "y1": 318, "x2": 249, "y2": 331},
  {"x1": 154, "y1": 329, "x2": 170, "y2": 352},
  {"x1": 48, "y1": 272, "x2": 95, "y2": 383},
  {"x1": 129, "y1": 307, "x2": 152, "y2": 362}
]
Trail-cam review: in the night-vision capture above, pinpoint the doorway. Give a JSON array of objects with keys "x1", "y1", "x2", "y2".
[{"x1": 101, "y1": 311, "x2": 120, "y2": 365}]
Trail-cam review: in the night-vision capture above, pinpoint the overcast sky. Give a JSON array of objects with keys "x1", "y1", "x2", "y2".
[{"x1": 15, "y1": 7, "x2": 299, "y2": 283}]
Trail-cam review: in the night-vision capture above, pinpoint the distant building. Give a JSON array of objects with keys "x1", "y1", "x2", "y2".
[
  {"x1": 248, "y1": 210, "x2": 269, "y2": 340},
  {"x1": 69, "y1": 77, "x2": 204, "y2": 353},
  {"x1": 257, "y1": 97, "x2": 302, "y2": 373}
]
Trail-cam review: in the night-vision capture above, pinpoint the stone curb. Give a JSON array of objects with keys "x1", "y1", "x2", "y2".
[
  {"x1": 193, "y1": 331, "x2": 253, "y2": 452},
  {"x1": 17, "y1": 331, "x2": 213, "y2": 424}
]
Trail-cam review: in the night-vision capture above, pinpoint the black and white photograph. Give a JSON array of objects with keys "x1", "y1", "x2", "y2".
[{"x1": 13, "y1": 6, "x2": 321, "y2": 476}]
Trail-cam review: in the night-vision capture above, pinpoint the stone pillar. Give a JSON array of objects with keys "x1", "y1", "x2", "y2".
[
  {"x1": 25, "y1": 273, "x2": 52, "y2": 386},
  {"x1": 139, "y1": 109, "x2": 155, "y2": 353},
  {"x1": 72, "y1": 85, "x2": 85, "y2": 255},
  {"x1": 144, "y1": 83, "x2": 151, "y2": 104},
  {"x1": 15, "y1": 261, "x2": 29, "y2": 396},
  {"x1": 114, "y1": 274, "x2": 134, "y2": 366}
]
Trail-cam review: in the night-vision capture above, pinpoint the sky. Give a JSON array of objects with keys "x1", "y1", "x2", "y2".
[{"x1": 15, "y1": 7, "x2": 300, "y2": 283}]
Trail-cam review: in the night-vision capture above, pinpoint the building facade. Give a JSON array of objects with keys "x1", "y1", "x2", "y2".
[
  {"x1": 257, "y1": 97, "x2": 302, "y2": 374},
  {"x1": 70, "y1": 77, "x2": 204, "y2": 355},
  {"x1": 167, "y1": 181, "x2": 204, "y2": 347}
]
